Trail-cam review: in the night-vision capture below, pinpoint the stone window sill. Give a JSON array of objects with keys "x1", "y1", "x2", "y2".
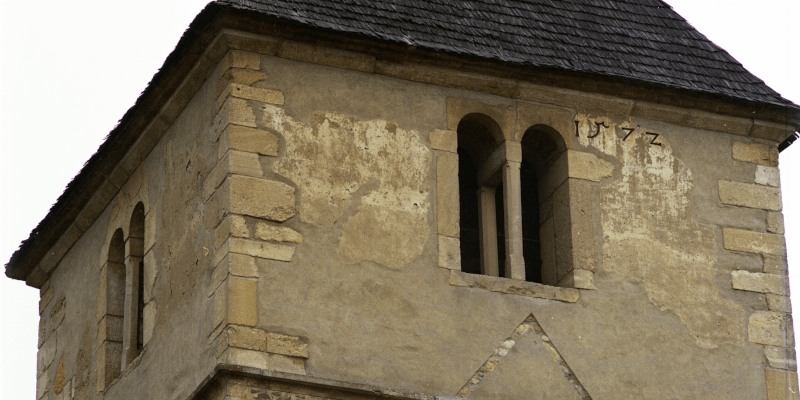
[{"x1": 448, "y1": 270, "x2": 579, "y2": 303}]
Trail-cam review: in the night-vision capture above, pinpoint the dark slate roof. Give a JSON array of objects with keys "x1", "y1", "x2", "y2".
[{"x1": 219, "y1": 0, "x2": 795, "y2": 108}]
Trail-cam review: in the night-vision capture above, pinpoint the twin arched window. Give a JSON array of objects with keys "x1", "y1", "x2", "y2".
[
  {"x1": 456, "y1": 114, "x2": 565, "y2": 285},
  {"x1": 98, "y1": 202, "x2": 146, "y2": 389}
]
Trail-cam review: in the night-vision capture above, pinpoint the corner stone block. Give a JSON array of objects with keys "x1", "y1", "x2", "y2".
[
  {"x1": 255, "y1": 223, "x2": 303, "y2": 243},
  {"x1": 227, "y1": 325, "x2": 267, "y2": 352},
  {"x1": 210, "y1": 97, "x2": 257, "y2": 141},
  {"x1": 436, "y1": 151, "x2": 460, "y2": 238},
  {"x1": 267, "y1": 333, "x2": 309, "y2": 358},
  {"x1": 229, "y1": 237, "x2": 295, "y2": 262},
  {"x1": 229, "y1": 175, "x2": 296, "y2": 222},
  {"x1": 203, "y1": 151, "x2": 264, "y2": 201},
  {"x1": 732, "y1": 142, "x2": 778, "y2": 166},
  {"x1": 767, "y1": 212, "x2": 785, "y2": 234},
  {"x1": 220, "y1": 125, "x2": 280, "y2": 159},
  {"x1": 749, "y1": 311, "x2": 793, "y2": 347},
  {"x1": 756, "y1": 165, "x2": 781, "y2": 187},
  {"x1": 217, "y1": 83, "x2": 284, "y2": 110},
  {"x1": 229, "y1": 253, "x2": 259, "y2": 278},
  {"x1": 723, "y1": 228, "x2": 786, "y2": 256},
  {"x1": 567, "y1": 150, "x2": 614, "y2": 182},
  {"x1": 430, "y1": 129, "x2": 457, "y2": 153},
  {"x1": 438, "y1": 235, "x2": 461, "y2": 271},
  {"x1": 764, "y1": 255, "x2": 789, "y2": 275},
  {"x1": 228, "y1": 277, "x2": 258, "y2": 327},
  {"x1": 765, "y1": 368, "x2": 799, "y2": 400},
  {"x1": 214, "y1": 214, "x2": 250, "y2": 250},
  {"x1": 229, "y1": 50, "x2": 261, "y2": 71},
  {"x1": 767, "y1": 295, "x2": 793, "y2": 313},
  {"x1": 731, "y1": 270, "x2": 787, "y2": 295},
  {"x1": 221, "y1": 347, "x2": 267, "y2": 370},
  {"x1": 765, "y1": 346, "x2": 798, "y2": 371},
  {"x1": 718, "y1": 180, "x2": 781, "y2": 211}
]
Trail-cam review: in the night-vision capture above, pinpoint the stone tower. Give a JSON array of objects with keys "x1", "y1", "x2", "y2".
[{"x1": 6, "y1": 1, "x2": 800, "y2": 399}]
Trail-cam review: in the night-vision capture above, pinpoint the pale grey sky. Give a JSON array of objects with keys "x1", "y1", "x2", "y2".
[{"x1": 1, "y1": 1, "x2": 798, "y2": 398}]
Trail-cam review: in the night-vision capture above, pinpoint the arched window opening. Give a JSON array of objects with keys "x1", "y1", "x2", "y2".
[
  {"x1": 124, "y1": 202, "x2": 145, "y2": 365},
  {"x1": 521, "y1": 125, "x2": 565, "y2": 285},
  {"x1": 99, "y1": 228, "x2": 125, "y2": 388},
  {"x1": 457, "y1": 114, "x2": 505, "y2": 277}
]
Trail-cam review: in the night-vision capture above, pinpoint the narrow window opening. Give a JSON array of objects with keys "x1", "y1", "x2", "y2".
[
  {"x1": 494, "y1": 182, "x2": 506, "y2": 278},
  {"x1": 137, "y1": 260, "x2": 144, "y2": 351},
  {"x1": 521, "y1": 126, "x2": 564, "y2": 285},
  {"x1": 458, "y1": 146, "x2": 482, "y2": 275},
  {"x1": 520, "y1": 158, "x2": 541, "y2": 283},
  {"x1": 457, "y1": 114, "x2": 505, "y2": 278},
  {"x1": 124, "y1": 202, "x2": 145, "y2": 364}
]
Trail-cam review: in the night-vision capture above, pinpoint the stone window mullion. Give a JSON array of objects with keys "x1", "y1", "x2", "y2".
[{"x1": 502, "y1": 159, "x2": 525, "y2": 281}]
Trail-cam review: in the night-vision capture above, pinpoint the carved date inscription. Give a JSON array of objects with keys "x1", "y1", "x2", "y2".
[{"x1": 576, "y1": 119, "x2": 663, "y2": 147}]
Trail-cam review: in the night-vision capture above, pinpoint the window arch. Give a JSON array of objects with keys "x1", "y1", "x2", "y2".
[
  {"x1": 98, "y1": 228, "x2": 125, "y2": 389},
  {"x1": 457, "y1": 113, "x2": 528, "y2": 281},
  {"x1": 520, "y1": 125, "x2": 566, "y2": 285},
  {"x1": 123, "y1": 202, "x2": 145, "y2": 365}
]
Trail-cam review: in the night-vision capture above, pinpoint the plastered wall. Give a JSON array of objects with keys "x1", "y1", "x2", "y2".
[{"x1": 33, "y1": 33, "x2": 797, "y2": 400}]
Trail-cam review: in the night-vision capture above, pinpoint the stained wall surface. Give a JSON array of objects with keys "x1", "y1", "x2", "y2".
[{"x1": 32, "y1": 33, "x2": 796, "y2": 400}]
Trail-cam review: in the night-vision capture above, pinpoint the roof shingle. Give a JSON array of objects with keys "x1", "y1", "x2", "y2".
[{"x1": 218, "y1": 0, "x2": 794, "y2": 107}]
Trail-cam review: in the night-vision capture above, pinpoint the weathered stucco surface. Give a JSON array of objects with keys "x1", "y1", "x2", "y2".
[
  {"x1": 268, "y1": 107, "x2": 431, "y2": 269},
  {"x1": 576, "y1": 115, "x2": 746, "y2": 348}
]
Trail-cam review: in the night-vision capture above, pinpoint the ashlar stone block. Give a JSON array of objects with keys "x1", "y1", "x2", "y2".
[
  {"x1": 436, "y1": 151, "x2": 460, "y2": 238},
  {"x1": 254, "y1": 223, "x2": 303, "y2": 243},
  {"x1": 756, "y1": 165, "x2": 781, "y2": 187},
  {"x1": 718, "y1": 180, "x2": 781, "y2": 211},
  {"x1": 438, "y1": 235, "x2": 461, "y2": 271},
  {"x1": 765, "y1": 368, "x2": 799, "y2": 400},
  {"x1": 217, "y1": 83, "x2": 284, "y2": 109},
  {"x1": 766, "y1": 294, "x2": 793, "y2": 313},
  {"x1": 429, "y1": 129, "x2": 457, "y2": 153},
  {"x1": 219, "y1": 125, "x2": 280, "y2": 159},
  {"x1": 764, "y1": 255, "x2": 789, "y2": 275},
  {"x1": 229, "y1": 175, "x2": 296, "y2": 222},
  {"x1": 227, "y1": 325, "x2": 267, "y2": 352},
  {"x1": 229, "y1": 238, "x2": 295, "y2": 262},
  {"x1": 267, "y1": 333, "x2": 309, "y2": 358},
  {"x1": 723, "y1": 228, "x2": 786, "y2": 256},
  {"x1": 765, "y1": 346, "x2": 798, "y2": 371},
  {"x1": 732, "y1": 141, "x2": 778, "y2": 166},
  {"x1": 767, "y1": 212, "x2": 785, "y2": 234},
  {"x1": 749, "y1": 311, "x2": 793, "y2": 347},
  {"x1": 731, "y1": 270, "x2": 787, "y2": 295},
  {"x1": 567, "y1": 150, "x2": 614, "y2": 182},
  {"x1": 228, "y1": 277, "x2": 258, "y2": 327}
]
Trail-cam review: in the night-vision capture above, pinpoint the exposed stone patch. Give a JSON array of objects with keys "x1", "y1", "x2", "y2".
[
  {"x1": 588, "y1": 114, "x2": 745, "y2": 348},
  {"x1": 269, "y1": 105, "x2": 430, "y2": 269}
]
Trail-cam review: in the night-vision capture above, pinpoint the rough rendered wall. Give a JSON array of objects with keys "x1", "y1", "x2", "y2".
[
  {"x1": 204, "y1": 44, "x2": 796, "y2": 400},
  {"x1": 34, "y1": 49, "x2": 227, "y2": 399},
  {"x1": 34, "y1": 37, "x2": 797, "y2": 400}
]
